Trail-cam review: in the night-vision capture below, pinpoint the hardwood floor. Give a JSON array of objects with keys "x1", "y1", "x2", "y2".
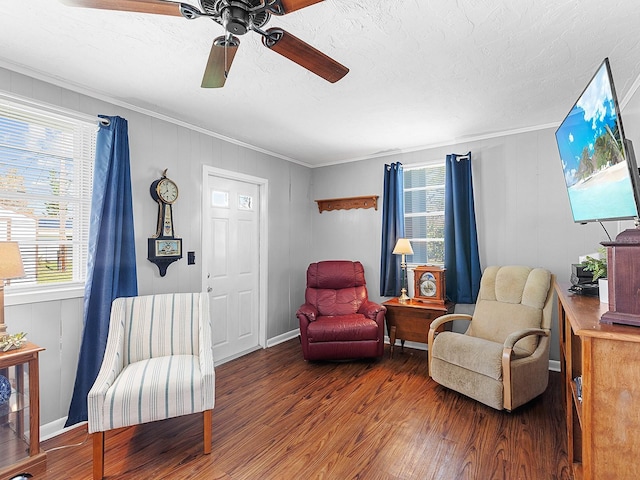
[{"x1": 41, "y1": 340, "x2": 571, "y2": 479}]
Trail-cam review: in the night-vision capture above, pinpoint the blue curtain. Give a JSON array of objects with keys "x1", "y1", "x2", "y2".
[
  {"x1": 444, "y1": 152, "x2": 481, "y2": 303},
  {"x1": 65, "y1": 116, "x2": 138, "y2": 427},
  {"x1": 380, "y1": 162, "x2": 405, "y2": 296}
]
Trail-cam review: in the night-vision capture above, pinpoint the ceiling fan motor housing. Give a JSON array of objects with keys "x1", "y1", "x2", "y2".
[
  {"x1": 201, "y1": 0, "x2": 271, "y2": 36},
  {"x1": 222, "y1": 4, "x2": 250, "y2": 35}
]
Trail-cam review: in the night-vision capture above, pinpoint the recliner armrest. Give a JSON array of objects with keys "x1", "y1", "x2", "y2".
[
  {"x1": 358, "y1": 301, "x2": 386, "y2": 322},
  {"x1": 429, "y1": 313, "x2": 472, "y2": 333},
  {"x1": 502, "y1": 328, "x2": 550, "y2": 411},
  {"x1": 296, "y1": 303, "x2": 318, "y2": 322},
  {"x1": 503, "y1": 328, "x2": 549, "y2": 350},
  {"x1": 427, "y1": 313, "x2": 472, "y2": 378}
]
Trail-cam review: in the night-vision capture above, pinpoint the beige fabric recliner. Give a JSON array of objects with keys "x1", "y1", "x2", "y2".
[{"x1": 427, "y1": 265, "x2": 554, "y2": 411}]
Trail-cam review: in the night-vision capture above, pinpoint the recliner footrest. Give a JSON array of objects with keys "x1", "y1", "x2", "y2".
[{"x1": 307, "y1": 314, "x2": 379, "y2": 342}]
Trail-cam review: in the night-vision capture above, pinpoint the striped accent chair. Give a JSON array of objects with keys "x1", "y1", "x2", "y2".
[{"x1": 88, "y1": 293, "x2": 215, "y2": 480}]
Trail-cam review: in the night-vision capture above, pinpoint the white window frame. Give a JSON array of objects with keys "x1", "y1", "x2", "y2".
[{"x1": 0, "y1": 93, "x2": 96, "y2": 305}]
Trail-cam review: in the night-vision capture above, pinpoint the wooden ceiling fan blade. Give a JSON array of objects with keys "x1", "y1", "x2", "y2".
[
  {"x1": 58, "y1": 0, "x2": 183, "y2": 16},
  {"x1": 201, "y1": 36, "x2": 240, "y2": 88},
  {"x1": 277, "y1": 0, "x2": 324, "y2": 14},
  {"x1": 262, "y1": 28, "x2": 348, "y2": 83}
]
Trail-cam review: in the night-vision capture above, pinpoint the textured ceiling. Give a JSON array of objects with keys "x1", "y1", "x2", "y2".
[{"x1": 1, "y1": 1, "x2": 640, "y2": 167}]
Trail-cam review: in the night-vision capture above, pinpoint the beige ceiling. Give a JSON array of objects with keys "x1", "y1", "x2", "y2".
[{"x1": 1, "y1": 1, "x2": 640, "y2": 167}]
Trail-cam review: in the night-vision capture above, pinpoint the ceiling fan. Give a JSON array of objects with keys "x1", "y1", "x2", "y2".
[{"x1": 59, "y1": 0, "x2": 349, "y2": 88}]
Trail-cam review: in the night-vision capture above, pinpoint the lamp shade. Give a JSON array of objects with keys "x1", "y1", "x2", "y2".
[
  {"x1": 392, "y1": 238, "x2": 414, "y2": 256},
  {"x1": 0, "y1": 242, "x2": 25, "y2": 280}
]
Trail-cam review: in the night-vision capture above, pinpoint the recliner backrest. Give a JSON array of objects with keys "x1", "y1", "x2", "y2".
[
  {"x1": 305, "y1": 260, "x2": 369, "y2": 316},
  {"x1": 118, "y1": 293, "x2": 202, "y2": 365},
  {"x1": 466, "y1": 266, "x2": 552, "y2": 355}
]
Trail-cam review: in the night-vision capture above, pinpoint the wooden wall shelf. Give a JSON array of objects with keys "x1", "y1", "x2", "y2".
[{"x1": 315, "y1": 196, "x2": 379, "y2": 213}]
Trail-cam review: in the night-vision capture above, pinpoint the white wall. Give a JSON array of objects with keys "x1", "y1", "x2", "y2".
[{"x1": 1, "y1": 67, "x2": 313, "y2": 428}]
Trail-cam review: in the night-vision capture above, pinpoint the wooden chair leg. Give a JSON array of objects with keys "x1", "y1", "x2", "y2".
[
  {"x1": 92, "y1": 431, "x2": 105, "y2": 480},
  {"x1": 203, "y1": 409, "x2": 212, "y2": 454}
]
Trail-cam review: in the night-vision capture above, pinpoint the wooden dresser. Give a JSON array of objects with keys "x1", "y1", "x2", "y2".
[{"x1": 555, "y1": 282, "x2": 640, "y2": 479}]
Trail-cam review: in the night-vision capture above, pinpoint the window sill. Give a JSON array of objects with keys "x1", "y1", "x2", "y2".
[{"x1": 5, "y1": 285, "x2": 85, "y2": 306}]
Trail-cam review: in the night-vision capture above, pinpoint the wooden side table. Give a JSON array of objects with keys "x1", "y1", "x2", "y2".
[
  {"x1": 383, "y1": 298, "x2": 454, "y2": 358},
  {"x1": 0, "y1": 342, "x2": 46, "y2": 479}
]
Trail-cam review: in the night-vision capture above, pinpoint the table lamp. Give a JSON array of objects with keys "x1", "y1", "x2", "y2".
[
  {"x1": 392, "y1": 238, "x2": 414, "y2": 303},
  {"x1": 0, "y1": 241, "x2": 25, "y2": 339}
]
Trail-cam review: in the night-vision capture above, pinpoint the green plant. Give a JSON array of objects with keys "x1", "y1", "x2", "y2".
[{"x1": 581, "y1": 248, "x2": 607, "y2": 282}]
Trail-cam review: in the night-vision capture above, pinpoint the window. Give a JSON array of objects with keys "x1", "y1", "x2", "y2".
[
  {"x1": 403, "y1": 163, "x2": 446, "y2": 265},
  {"x1": 0, "y1": 98, "x2": 96, "y2": 293}
]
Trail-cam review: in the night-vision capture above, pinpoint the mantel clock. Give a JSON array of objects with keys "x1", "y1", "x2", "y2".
[{"x1": 413, "y1": 265, "x2": 446, "y2": 306}]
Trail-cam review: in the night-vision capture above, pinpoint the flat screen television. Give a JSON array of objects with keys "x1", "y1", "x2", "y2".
[{"x1": 555, "y1": 58, "x2": 640, "y2": 223}]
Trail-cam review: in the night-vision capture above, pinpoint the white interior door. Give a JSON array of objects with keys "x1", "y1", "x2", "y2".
[{"x1": 203, "y1": 167, "x2": 267, "y2": 363}]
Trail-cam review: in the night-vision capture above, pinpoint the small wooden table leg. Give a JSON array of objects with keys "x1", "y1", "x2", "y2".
[{"x1": 389, "y1": 325, "x2": 397, "y2": 358}]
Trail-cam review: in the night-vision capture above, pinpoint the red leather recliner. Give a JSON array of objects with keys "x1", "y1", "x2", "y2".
[{"x1": 297, "y1": 260, "x2": 386, "y2": 361}]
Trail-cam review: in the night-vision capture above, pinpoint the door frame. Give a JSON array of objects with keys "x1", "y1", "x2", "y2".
[{"x1": 201, "y1": 165, "x2": 269, "y2": 355}]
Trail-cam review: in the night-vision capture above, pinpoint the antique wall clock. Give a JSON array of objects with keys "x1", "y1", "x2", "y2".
[
  {"x1": 413, "y1": 265, "x2": 446, "y2": 306},
  {"x1": 148, "y1": 169, "x2": 182, "y2": 276}
]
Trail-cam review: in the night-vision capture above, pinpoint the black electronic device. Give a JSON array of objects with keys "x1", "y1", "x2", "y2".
[
  {"x1": 568, "y1": 283, "x2": 599, "y2": 296},
  {"x1": 569, "y1": 263, "x2": 600, "y2": 296},
  {"x1": 571, "y1": 263, "x2": 592, "y2": 285}
]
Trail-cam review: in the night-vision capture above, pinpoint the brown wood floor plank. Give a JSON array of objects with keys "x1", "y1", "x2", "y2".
[{"x1": 40, "y1": 340, "x2": 570, "y2": 479}]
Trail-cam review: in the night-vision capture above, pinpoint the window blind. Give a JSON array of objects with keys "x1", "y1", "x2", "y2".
[
  {"x1": 404, "y1": 164, "x2": 446, "y2": 264},
  {"x1": 0, "y1": 99, "x2": 96, "y2": 290}
]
